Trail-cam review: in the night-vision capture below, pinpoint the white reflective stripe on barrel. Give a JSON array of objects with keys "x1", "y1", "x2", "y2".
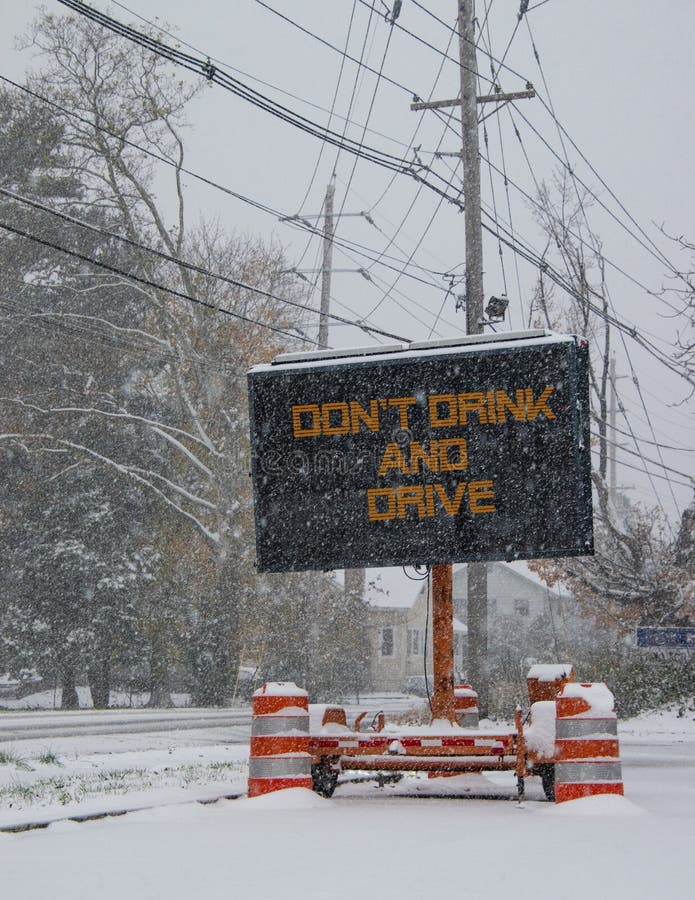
[
  {"x1": 555, "y1": 761, "x2": 623, "y2": 783},
  {"x1": 248, "y1": 756, "x2": 312, "y2": 779},
  {"x1": 556, "y1": 718, "x2": 617, "y2": 739},
  {"x1": 251, "y1": 715, "x2": 310, "y2": 736}
]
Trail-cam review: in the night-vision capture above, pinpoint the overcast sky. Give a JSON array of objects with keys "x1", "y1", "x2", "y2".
[{"x1": 2, "y1": 1, "x2": 693, "y2": 559}]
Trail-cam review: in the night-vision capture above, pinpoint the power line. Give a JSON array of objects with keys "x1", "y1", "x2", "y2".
[
  {"x1": 589, "y1": 443, "x2": 693, "y2": 492},
  {"x1": 254, "y1": 0, "x2": 423, "y2": 96},
  {"x1": 109, "y1": 0, "x2": 419, "y2": 156},
  {"x1": 0, "y1": 294, "x2": 246, "y2": 380},
  {"x1": 295, "y1": 0, "x2": 360, "y2": 216},
  {"x1": 0, "y1": 76, "x2": 457, "y2": 305},
  {"x1": 480, "y1": 3, "x2": 526, "y2": 327},
  {"x1": 590, "y1": 430, "x2": 693, "y2": 487},
  {"x1": 0, "y1": 219, "x2": 319, "y2": 345},
  {"x1": 8, "y1": 15, "x2": 692, "y2": 387},
  {"x1": 510, "y1": 24, "x2": 688, "y2": 292},
  {"x1": 54, "y1": 0, "x2": 426, "y2": 180},
  {"x1": 1, "y1": 70, "x2": 465, "y2": 344},
  {"x1": 335, "y1": 4, "x2": 394, "y2": 222},
  {"x1": 0, "y1": 188, "x2": 410, "y2": 345},
  {"x1": 408, "y1": 0, "x2": 533, "y2": 88},
  {"x1": 602, "y1": 417, "x2": 692, "y2": 454}
]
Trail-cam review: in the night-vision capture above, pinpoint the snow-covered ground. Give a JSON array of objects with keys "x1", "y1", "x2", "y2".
[{"x1": 1, "y1": 702, "x2": 693, "y2": 899}]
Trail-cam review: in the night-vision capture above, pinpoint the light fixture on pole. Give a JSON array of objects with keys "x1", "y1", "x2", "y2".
[{"x1": 484, "y1": 295, "x2": 509, "y2": 324}]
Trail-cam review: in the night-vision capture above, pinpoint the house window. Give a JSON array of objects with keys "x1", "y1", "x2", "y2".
[
  {"x1": 381, "y1": 626, "x2": 395, "y2": 657},
  {"x1": 514, "y1": 598, "x2": 530, "y2": 617},
  {"x1": 408, "y1": 629, "x2": 420, "y2": 656}
]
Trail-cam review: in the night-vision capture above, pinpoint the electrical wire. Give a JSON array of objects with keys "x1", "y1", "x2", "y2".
[
  {"x1": 407, "y1": 0, "x2": 532, "y2": 89},
  {"x1": 0, "y1": 76, "x2": 458, "y2": 319},
  {"x1": 590, "y1": 430, "x2": 693, "y2": 487},
  {"x1": 0, "y1": 219, "x2": 319, "y2": 345},
  {"x1": 17, "y1": 9, "x2": 695, "y2": 388},
  {"x1": 511, "y1": 19, "x2": 689, "y2": 514},
  {"x1": 0, "y1": 188, "x2": 411, "y2": 344},
  {"x1": 335, "y1": 4, "x2": 394, "y2": 223},
  {"x1": 54, "y1": 0, "x2": 430, "y2": 181},
  {"x1": 294, "y1": 0, "x2": 359, "y2": 218},
  {"x1": 479, "y1": 5, "x2": 526, "y2": 327}
]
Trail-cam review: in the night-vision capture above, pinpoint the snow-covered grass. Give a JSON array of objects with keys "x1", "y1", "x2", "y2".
[{"x1": 0, "y1": 744, "x2": 249, "y2": 824}]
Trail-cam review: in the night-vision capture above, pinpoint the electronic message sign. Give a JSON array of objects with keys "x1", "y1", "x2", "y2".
[{"x1": 247, "y1": 332, "x2": 593, "y2": 572}]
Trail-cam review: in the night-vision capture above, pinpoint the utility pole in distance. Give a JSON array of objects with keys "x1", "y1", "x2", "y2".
[
  {"x1": 318, "y1": 175, "x2": 335, "y2": 350},
  {"x1": 410, "y1": 1, "x2": 535, "y2": 720},
  {"x1": 316, "y1": 175, "x2": 367, "y2": 613}
]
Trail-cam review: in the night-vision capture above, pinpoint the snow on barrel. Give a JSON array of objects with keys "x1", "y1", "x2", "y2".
[
  {"x1": 454, "y1": 684, "x2": 479, "y2": 727},
  {"x1": 248, "y1": 682, "x2": 312, "y2": 798}
]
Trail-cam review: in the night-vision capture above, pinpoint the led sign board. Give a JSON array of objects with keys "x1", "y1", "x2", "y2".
[{"x1": 247, "y1": 332, "x2": 593, "y2": 572}]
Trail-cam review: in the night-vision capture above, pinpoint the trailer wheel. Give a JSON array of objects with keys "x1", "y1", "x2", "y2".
[
  {"x1": 311, "y1": 760, "x2": 339, "y2": 798},
  {"x1": 537, "y1": 763, "x2": 555, "y2": 802}
]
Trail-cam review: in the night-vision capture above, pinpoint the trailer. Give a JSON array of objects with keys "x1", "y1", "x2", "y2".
[{"x1": 308, "y1": 664, "x2": 579, "y2": 802}]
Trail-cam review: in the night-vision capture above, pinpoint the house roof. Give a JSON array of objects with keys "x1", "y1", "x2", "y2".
[
  {"x1": 365, "y1": 567, "x2": 424, "y2": 608},
  {"x1": 364, "y1": 560, "x2": 568, "y2": 610}
]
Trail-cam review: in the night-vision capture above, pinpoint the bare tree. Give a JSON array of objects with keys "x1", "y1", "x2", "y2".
[
  {"x1": 531, "y1": 171, "x2": 612, "y2": 480},
  {"x1": 1, "y1": 11, "x2": 308, "y2": 704}
]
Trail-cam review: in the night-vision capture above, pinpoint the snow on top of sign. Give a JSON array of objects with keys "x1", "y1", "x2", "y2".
[
  {"x1": 250, "y1": 330, "x2": 576, "y2": 374},
  {"x1": 560, "y1": 682, "x2": 616, "y2": 717},
  {"x1": 527, "y1": 663, "x2": 573, "y2": 681}
]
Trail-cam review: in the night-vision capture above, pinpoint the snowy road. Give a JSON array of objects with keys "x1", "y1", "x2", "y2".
[
  {"x1": 0, "y1": 707, "x2": 253, "y2": 741},
  {"x1": 0, "y1": 694, "x2": 420, "y2": 746},
  {"x1": 0, "y1": 705, "x2": 693, "y2": 899},
  {"x1": 0, "y1": 736, "x2": 693, "y2": 900}
]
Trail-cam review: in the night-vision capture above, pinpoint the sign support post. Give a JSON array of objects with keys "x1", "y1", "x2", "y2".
[{"x1": 431, "y1": 563, "x2": 455, "y2": 721}]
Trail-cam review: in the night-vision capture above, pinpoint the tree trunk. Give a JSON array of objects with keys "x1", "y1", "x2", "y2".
[
  {"x1": 191, "y1": 582, "x2": 239, "y2": 707},
  {"x1": 60, "y1": 663, "x2": 80, "y2": 709},
  {"x1": 148, "y1": 644, "x2": 173, "y2": 708},
  {"x1": 88, "y1": 656, "x2": 111, "y2": 708}
]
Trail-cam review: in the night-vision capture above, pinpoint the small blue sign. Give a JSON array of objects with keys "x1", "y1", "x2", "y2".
[{"x1": 636, "y1": 627, "x2": 695, "y2": 649}]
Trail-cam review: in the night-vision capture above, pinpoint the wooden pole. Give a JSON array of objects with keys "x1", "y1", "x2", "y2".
[
  {"x1": 318, "y1": 176, "x2": 335, "y2": 350},
  {"x1": 430, "y1": 563, "x2": 455, "y2": 721},
  {"x1": 459, "y1": 0, "x2": 489, "y2": 718}
]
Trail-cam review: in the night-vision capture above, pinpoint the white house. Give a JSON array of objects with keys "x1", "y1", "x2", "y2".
[{"x1": 365, "y1": 561, "x2": 571, "y2": 692}]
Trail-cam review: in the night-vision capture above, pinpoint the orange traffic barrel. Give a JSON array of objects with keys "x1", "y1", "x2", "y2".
[
  {"x1": 248, "y1": 682, "x2": 312, "y2": 798},
  {"x1": 454, "y1": 684, "x2": 479, "y2": 727},
  {"x1": 526, "y1": 663, "x2": 574, "y2": 704},
  {"x1": 554, "y1": 682, "x2": 623, "y2": 803}
]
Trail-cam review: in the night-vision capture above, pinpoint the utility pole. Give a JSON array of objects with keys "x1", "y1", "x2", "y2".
[
  {"x1": 609, "y1": 354, "x2": 617, "y2": 503},
  {"x1": 427, "y1": 0, "x2": 487, "y2": 722},
  {"x1": 318, "y1": 175, "x2": 335, "y2": 351},
  {"x1": 458, "y1": 0, "x2": 489, "y2": 720},
  {"x1": 315, "y1": 175, "x2": 367, "y2": 609},
  {"x1": 410, "y1": 2, "x2": 535, "y2": 721}
]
